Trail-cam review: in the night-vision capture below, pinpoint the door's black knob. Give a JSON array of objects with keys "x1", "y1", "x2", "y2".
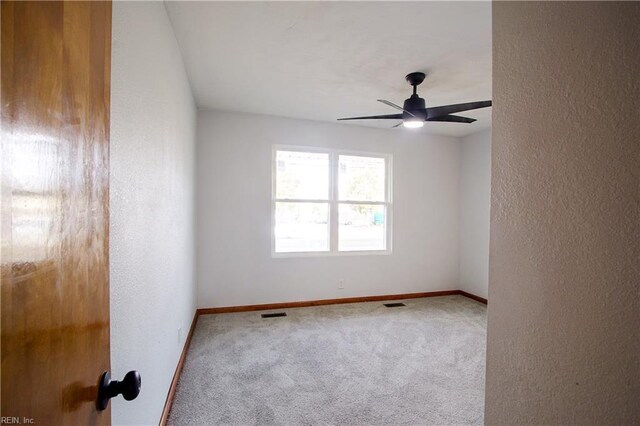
[{"x1": 96, "y1": 370, "x2": 141, "y2": 411}]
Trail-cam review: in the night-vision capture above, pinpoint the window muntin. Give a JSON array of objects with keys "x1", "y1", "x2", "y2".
[{"x1": 273, "y1": 147, "x2": 391, "y2": 255}]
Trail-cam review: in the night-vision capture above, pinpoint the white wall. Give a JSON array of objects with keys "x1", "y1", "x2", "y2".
[
  {"x1": 110, "y1": 2, "x2": 196, "y2": 425},
  {"x1": 487, "y1": 2, "x2": 640, "y2": 423},
  {"x1": 458, "y1": 130, "x2": 491, "y2": 298},
  {"x1": 196, "y1": 111, "x2": 461, "y2": 308}
]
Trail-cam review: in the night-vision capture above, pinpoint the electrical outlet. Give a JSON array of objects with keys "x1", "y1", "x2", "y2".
[
  {"x1": 338, "y1": 279, "x2": 345, "y2": 290},
  {"x1": 178, "y1": 326, "x2": 183, "y2": 346}
]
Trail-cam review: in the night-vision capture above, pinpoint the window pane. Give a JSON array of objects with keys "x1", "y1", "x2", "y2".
[
  {"x1": 275, "y1": 202, "x2": 329, "y2": 253},
  {"x1": 338, "y1": 155, "x2": 386, "y2": 202},
  {"x1": 276, "y1": 151, "x2": 329, "y2": 200},
  {"x1": 338, "y1": 204, "x2": 386, "y2": 251}
]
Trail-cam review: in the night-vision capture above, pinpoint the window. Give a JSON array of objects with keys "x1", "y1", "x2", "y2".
[
  {"x1": 273, "y1": 150, "x2": 330, "y2": 253},
  {"x1": 273, "y1": 146, "x2": 391, "y2": 255}
]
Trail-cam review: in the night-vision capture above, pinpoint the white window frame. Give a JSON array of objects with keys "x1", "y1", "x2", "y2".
[{"x1": 272, "y1": 145, "x2": 393, "y2": 257}]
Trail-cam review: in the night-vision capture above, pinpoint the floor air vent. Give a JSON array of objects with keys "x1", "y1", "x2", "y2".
[
  {"x1": 261, "y1": 312, "x2": 287, "y2": 318},
  {"x1": 383, "y1": 302, "x2": 406, "y2": 308}
]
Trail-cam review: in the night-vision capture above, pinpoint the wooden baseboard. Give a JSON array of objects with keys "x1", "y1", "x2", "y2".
[
  {"x1": 458, "y1": 290, "x2": 488, "y2": 304},
  {"x1": 159, "y1": 311, "x2": 199, "y2": 426},
  {"x1": 196, "y1": 290, "x2": 461, "y2": 315}
]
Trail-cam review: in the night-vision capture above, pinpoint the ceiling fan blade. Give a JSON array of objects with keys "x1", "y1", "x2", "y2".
[
  {"x1": 427, "y1": 114, "x2": 476, "y2": 123},
  {"x1": 377, "y1": 100, "x2": 416, "y2": 118},
  {"x1": 377, "y1": 99, "x2": 404, "y2": 111},
  {"x1": 337, "y1": 113, "x2": 403, "y2": 121},
  {"x1": 391, "y1": 122, "x2": 403, "y2": 128},
  {"x1": 426, "y1": 100, "x2": 492, "y2": 118}
]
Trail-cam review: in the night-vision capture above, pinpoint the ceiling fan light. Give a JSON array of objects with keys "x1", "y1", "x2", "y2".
[{"x1": 403, "y1": 119, "x2": 424, "y2": 129}]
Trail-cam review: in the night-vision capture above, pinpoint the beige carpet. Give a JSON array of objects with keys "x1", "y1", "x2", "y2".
[{"x1": 168, "y1": 295, "x2": 487, "y2": 425}]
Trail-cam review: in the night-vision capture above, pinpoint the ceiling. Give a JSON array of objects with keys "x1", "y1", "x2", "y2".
[{"x1": 165, "y1": 1, "x2": 492, "y2": 137}]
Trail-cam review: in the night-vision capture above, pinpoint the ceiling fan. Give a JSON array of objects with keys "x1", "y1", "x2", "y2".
[{"x1": 337, "y1": 72, "x2": 491, "y2": 129}]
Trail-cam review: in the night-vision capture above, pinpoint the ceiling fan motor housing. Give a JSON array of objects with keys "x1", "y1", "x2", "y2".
[{"x1": 403, "y1": 95, "x2": 427, "y2": 120}]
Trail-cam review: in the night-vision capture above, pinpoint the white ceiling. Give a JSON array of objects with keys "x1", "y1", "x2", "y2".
[{"x1": 165, "y1": 1, "x2": 492, "y2": 137}]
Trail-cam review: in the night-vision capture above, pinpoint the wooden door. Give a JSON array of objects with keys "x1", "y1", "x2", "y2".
[{"x1": 1, "y1": 1, "x2": 112, "y2": 424}]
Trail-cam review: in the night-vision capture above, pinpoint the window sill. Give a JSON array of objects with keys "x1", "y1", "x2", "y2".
[{"x1": 271, "y1": 249, "x2": 392, "y2": 259}]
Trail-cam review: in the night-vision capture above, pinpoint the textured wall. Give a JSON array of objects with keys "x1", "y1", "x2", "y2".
[
  {"x1": 110, "y1": 2, "x2": 196, "y2": 424},
  {"x1": 459, "y1": 129, "x2": 490, "y2": 299},
  {"x1": 197, "y1": 111, "x2": 461, "y2": 308},
  {"x1": 486, "y1": 2, "x2": 640, "y2": 424}
]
